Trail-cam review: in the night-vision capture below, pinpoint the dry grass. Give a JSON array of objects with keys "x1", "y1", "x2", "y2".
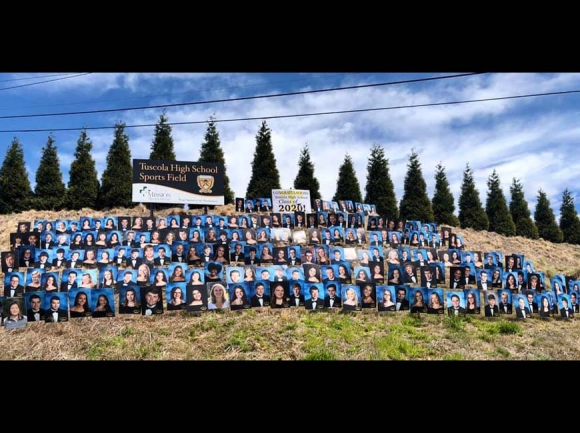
[{"x1": 2, "y1": 205, "x2": 580, "y2": 360}]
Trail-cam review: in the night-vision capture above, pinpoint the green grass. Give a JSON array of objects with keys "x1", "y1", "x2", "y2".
[
  {"x1": 496, "y1": 321, "x2": 521, "y2": 335},
  {"x1": 444, "y1": 315, "x2": 466, "y2": 332}
]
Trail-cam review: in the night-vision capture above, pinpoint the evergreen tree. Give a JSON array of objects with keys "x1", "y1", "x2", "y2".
[
  {"x1": 199, "y1": 117, "x2": 234, "y2": 204},
  {"x1": 364, "y1": 143, "x2": 398, "y2": 219},
  {"x1": 66, "y1": 129, "x2": 100, "y2": 210},
  {"x1": 245, "y1": 121, "x2": 281, "y2": 198},
  {"x1": 559, "y1": 188, "x2": 580, "y2": 244},
  {"x1": 149, "y1": 111, "x2": 176, "y2": 160},
  {"x1": 534, "y1": 189, "x2": 563, "y2": 243},
  {"x1": 509, "y1": 178, "x2": 539, "y2": 239},
  {"x1": 485, "y1": 170, "x2": 516, "y2": 236},
  {"x1": 0, "y1": 137, "x2": 33, "y2": 214},
  {"x1": 33, "y1": 134, "x2": 66, "y2": 211},
  {"x1": 99, "y1": 122, "x2": 133, "y2": 209},
  {"x1": 293, "y1": 143, "x2": 321, "y2": 200},
  {"x1": 458, "y1": 163, "x2": 489, "y2": 230},
  {"x1": 149, "y1": 111, "x2": 177, "y2": 209},
  {"x1": 432, "y1": 162, "x2": 460, "y2": 227},
  {"x1": 332, "y1": 153, "x2": 362, "y2": 203},
  {"x1": 398, "y1": 149, "x2": 434, "y2": 223}
]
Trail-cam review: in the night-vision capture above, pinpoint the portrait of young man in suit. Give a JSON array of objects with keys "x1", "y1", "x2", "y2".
[
  {"x1": 395, "y1": 287, "x2": 410, "y2": 311},
  {"x1": 324, "y1": 283, "x2": 341, "y2": 308},
  {"x1": 141, "y1": 286, "x2": 164, "y2": 316},
  {"x1": 283, "y1": 214, "x2": 295, "y2": 229},
  {"x1": 273, "y1": 266, "x2": 288, "y2": 282},
  {"x1": 34, "y1": 251, "x2": 52, "y2": 271},
  {"x1": 117, "y1": 270, "x2": 137, "y2": 290},
  {"x1": 60, "y1": 270, "x2": 78, "y2": 292},
  {"x1": 447, "y1": 293, "x2": 466, "y2": 317},
  {"x1": 402, "y1": 263, "x2": 418, "y2": 285},
  {"x1": 484, "y1": 293, "x2": 500, "y2": 317},
  {"x1": 230, "y1": 243, "x2": 245, "y2": 263},
  {"x1": 498, "y1": 290, "x2": 513, "y2": 314},
  {"x1": 477, "y1": 270, "x2": 490, "y2": 291},
  {"x1": 421, "y1": 267, "x2": 436, "y2": 289},
  {"x1": 65, "y1": 251, "x2": 81, "y2": 269},
  {"x1": 250, "y1": 282, "x2": 270, "y2": 308},
  {"x1": 289, "y1": 282, "x2": 305, "y2": 307},
  {"x1": 560, "y1": 296, "x2": 574, "y2": 319},
  {"x1": 304, "y1": 285, "x2": 325, "y2": 310},
  {"x1": 127, "y1": 248, "x2": 143, "y2": 269},
  {"x1": 525, "y1": 290, "x2": 538, "y2": 313},
  {"x1": 123, "y1": 230, "x2": 139, "y2": 247},
  {"x1": 370, "y1": 247, "x2": 383, "y2": 263},
  {"x1": 287, "y1": 247, "x2": 301, "y2": 266},
  {"x1": 52, "y1": 248, "x2": 67, "y2": 268},
  {"x1": 244, "y1": 247, "x2": 261, "y2": 266},
  {"x1": 45, "y1": 295, "x2": 68, "y2": 323},
  {"x1": 462, "y1": 266, "x2": 476, "y2": 286},
  {"x1": 5, "y1": 273, "x2": 25, "y2": 298},
  {"x1": 154, "y1": 246, "x2": 170, "y2": 267},
  {"x1": 450, "y1": 267, "x2": 465, "y2": 290},
  {"x1": 515, "y1": 295, "x2": 531, "y2": 319},
  {"x1": 1, "y1": 251, "x2": 17, "y2": 273},
  {"x1": 26, "y1": 293, "x2": 45, "y2": 322},
  {"x1": 235, "y1": 198, "x2": 245, "y2": 213},
  {"x1": 172, "y1": 243, "x2": 186, "y2": 263},
  {"x1": 114, "y1": 247, "x2": 128, "y2": 267}
]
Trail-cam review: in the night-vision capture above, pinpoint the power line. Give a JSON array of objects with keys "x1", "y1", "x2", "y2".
[
  {"x1": 0, "y1": 72, "x2": 483, "y2": 119},
  {"x1": 0, "y1": 73, "x2": 87, "y2": 83},
  {"x1": 0, "y1": 86, "x2": 577, "y2": 134},
  {"x1": 0, "y1": 73, "x2": 92, "y2": 92},
  {"x1": 0, "y1": 73, "x2": 352, "y2": 111}
]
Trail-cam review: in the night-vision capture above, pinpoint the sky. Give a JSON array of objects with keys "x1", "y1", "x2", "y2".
[{"x1": 0, "y1": 72, "x2": 578, "y2": 219}]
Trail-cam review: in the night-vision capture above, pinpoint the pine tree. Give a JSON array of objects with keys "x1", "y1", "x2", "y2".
[
  {"x1": 66, "y1": 129, "x2": 100, "y2": 210},
  {"x1": 0, "y1": 137, "x2": 33, "y2": 214},
  {"x1": 33, "y1": 134, "x2": 66, "y2": 211},
  {"x1": 149, "y1": 111, "x2": 177, "y2": 209},
  {"x1": 332, "y1": 153, "x2": 362, "y2": 203},
  {"x1": 485, "y1": 170, "x2": 516, "y2": 236},
  {"x1": 99, "y1": 122, "x2": 133, "y2": 209},
  {"x1": 432, "y1": 162, "x2": 460, "y2": 227},
  {"x1": 364, "y1": 143, "x2": 398, "y2": 219},
  {"x1": 458, "y1": 163, "x2": 489, "y2": 230},
  {"x1": 509, "y1": 178, "x2": 539, "y2": 239},
  {"x1": 534, "y1": 189, "x2": 563, "y2": 243},
  {"x1": 398, "y1": 149, "x2": 434, "y2": 223},
  {"x1": 149, "y1": 111, "x2": 176, "y2": 160},
  {"x1": 559, "y1": 188, "x2": 580, "y2": 244},
  {"x1": 293, "y1": 143, "x2": 321, "y2": 200},
  {"x1": 199, "y1": 117, "x2": 234, "y2": 204},
  {"x1": 245, "y1": 121, "x2": 281, "y2": 198}
]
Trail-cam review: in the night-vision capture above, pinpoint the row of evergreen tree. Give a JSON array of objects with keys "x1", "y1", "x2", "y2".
[{"x1": 1, "y1": 112, "x2": 579, "y2": 245}]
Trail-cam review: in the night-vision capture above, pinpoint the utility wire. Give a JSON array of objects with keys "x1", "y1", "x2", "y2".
[
  {"x1": 0, "y1": 73, "x2": 92, "y2": 92},
  {"x1": 0, "y1": 86, "x2": 576, "y2": 134},
  {"x1": 0, "y1": 73, "x2": 351, "y2": 110},
  {"x1": 0, "y1": 72, "x2": 483, "y2": 119},
  {"x1": 0, "y1": 73, "x2": 86, "y2": 83}
]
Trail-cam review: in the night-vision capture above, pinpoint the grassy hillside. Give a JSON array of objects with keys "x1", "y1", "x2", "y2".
[{"x1": 1, "y1": 205, "x2": 580, "y2": 360}]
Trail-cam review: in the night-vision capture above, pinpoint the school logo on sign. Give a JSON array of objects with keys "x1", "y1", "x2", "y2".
[{"x1": 197, "y1": 175, "x2": 214, "y2": 194}]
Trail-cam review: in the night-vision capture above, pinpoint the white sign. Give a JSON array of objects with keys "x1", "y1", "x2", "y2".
[{"x1": 271, "y1": 189, "x2": 312, "y2": 213}]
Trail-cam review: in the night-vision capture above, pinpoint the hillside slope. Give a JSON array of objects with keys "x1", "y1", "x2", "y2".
[{"x1": 1, "y1": 205, "x2": 579, "y2": 360}]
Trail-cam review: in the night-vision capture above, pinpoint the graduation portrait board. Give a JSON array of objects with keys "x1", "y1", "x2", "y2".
[{"x1": 133, "y1": 159, "x2": 225, "y2": 206}]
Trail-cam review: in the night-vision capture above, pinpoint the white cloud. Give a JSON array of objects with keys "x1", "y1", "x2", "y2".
[{"x1": 4, "y1": 72, "x2": 580, "y2": 222}]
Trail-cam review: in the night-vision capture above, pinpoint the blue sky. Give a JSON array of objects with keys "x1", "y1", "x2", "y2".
[{"x1": 1, "y1": 72, "x2": 579, "y2": 219}]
